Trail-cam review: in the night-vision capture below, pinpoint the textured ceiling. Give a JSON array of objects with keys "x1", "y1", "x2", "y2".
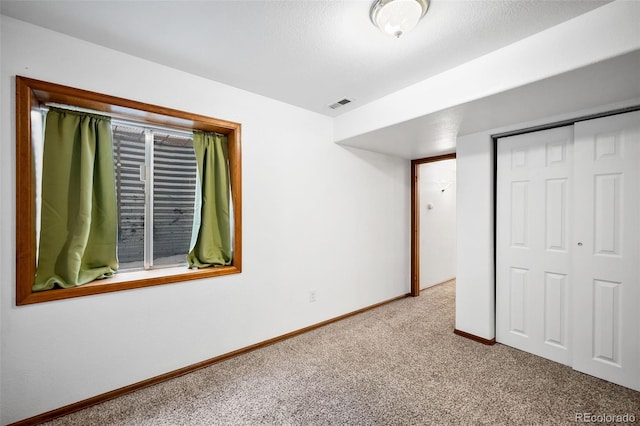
[{"x1": 0, "y1": 0, "x2": 612, "y2": 117}]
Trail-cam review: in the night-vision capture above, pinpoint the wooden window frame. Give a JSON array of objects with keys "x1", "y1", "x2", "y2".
[{"x1": 15, "y1": 76, "x2": 242, "y2": 305}]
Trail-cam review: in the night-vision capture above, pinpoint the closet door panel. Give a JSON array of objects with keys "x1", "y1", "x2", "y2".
[
  {"x1": 496, "y1": 126, "x2": 574, "y2": 365},
  {"x1": 572, "y1": 111, "x2": 640, "y2": 391}
]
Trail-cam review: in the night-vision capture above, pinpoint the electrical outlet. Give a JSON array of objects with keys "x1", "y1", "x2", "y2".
[{"x1": 309, "y1": 290, "x2": 317, "y2": 303}]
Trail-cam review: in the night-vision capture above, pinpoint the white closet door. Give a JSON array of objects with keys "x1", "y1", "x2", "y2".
[
  {"x1": 496, "y1": 126, "x2": 574, "y2": 365},
  {"x1": 572, "y1": 111, "x2": 640, "y2": 391}
]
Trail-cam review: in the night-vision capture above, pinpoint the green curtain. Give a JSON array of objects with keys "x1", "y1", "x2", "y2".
[
  {"x1": 187, "y1": 131, "x2": 232, "y2": 267},
  {"x1": 33, "y1": 108, "x2": 118, "y2": 291}
]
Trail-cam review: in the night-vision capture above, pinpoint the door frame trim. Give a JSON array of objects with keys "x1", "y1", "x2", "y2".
[
  {"x1": 492, "y1": 105, "x2": 640, "y2": 141},
  {"x1": 411, "y1": 153, "x2": 456, "y2": 297}
]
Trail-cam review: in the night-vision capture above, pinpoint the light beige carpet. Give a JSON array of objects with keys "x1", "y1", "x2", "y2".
[{"x1": 43, "y1": 281, "x2": 639, "y2": 425}]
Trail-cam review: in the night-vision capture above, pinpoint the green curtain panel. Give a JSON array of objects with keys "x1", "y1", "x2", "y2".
[
  {"x1": 187, "y1": 131, "x2": 232, "y2": 268},
  {"x1": 33, "y1": 108, "x2": 118, "y2": 291}
]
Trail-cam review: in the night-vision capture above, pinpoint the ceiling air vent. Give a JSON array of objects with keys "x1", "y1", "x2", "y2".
[{"x1": 329, "y1": 98, "x2": 353, "y2": 110}]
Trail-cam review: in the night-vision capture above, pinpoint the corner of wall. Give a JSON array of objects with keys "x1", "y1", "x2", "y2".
[{"x1": 455, "y1": 132, "x2": 495, "y2": 340}]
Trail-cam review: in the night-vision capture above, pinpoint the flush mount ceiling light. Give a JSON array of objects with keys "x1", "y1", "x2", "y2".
[{"x1": 370, "y1": 0, "x2": 429, "y2": 38}]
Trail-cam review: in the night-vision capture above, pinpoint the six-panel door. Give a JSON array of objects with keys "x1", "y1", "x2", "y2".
[
  {"x1": 496, "y1": 126, "x2": 574, "y2": 366},
  {"x1": 496, "y1": 111, "x2": 640, "y2": 391},
  {"x1": 572, "y1": 111, "x2": 640, "y2": 391}
]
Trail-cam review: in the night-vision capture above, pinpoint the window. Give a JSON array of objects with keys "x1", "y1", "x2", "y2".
[
  {"x1": 111, "y1": 124, "x2": 199, "y2": 270},
  {"x1": 16, "y1": 76, "x2": 242, "y2": 305}
]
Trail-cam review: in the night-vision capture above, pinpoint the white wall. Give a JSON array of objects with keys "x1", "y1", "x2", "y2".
[
  {"x1": 455, "y1": 134, "x2": 495, "y2": 340},
  {"x1": 0, "y1": 16, "x2": 410, "y2": 424},
  {"x1": 419, "y1": 160, "x2": 456, "y2": 288},
  {"x1": 0, "y1": 12, "x2": 4, "y2": 421}
]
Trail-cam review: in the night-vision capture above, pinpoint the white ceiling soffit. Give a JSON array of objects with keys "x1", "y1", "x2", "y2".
[
  {"x1": 336, "y1": 50, "x2": 640, "y2": 160},
  {"x1": 0, "y1": 0, "x2": 612, "y2": 117}
]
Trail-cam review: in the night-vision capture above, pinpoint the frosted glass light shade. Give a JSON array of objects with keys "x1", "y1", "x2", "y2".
[{"x1": 370, "y1": 0, "x2": 429, "y2": 38}]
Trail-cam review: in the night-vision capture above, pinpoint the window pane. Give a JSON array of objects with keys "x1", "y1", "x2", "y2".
[
  {"x1": 153, "y1": 132, "x2": 196, "y2": 267},
  {"x1": 33, "y1": 110, "x2": 45, "y2": 265},
  {"x1": 113, "y1": 125, "x2": 146, "y2": 270}
]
